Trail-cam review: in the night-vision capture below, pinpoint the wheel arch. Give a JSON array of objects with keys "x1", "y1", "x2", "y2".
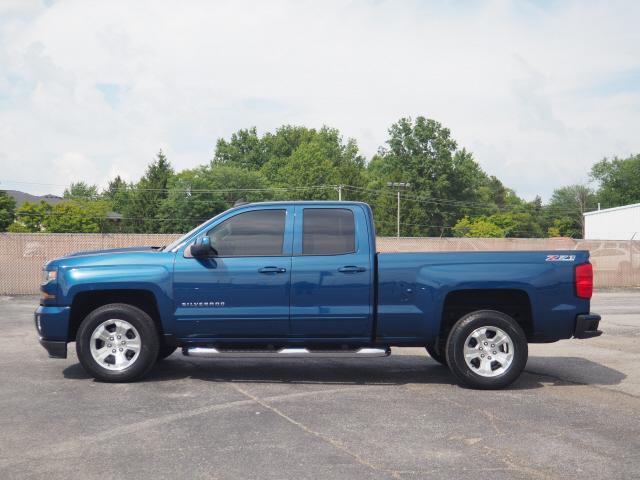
[
  {"x1": 438, "y1": 288, "x2": 533, "y2": 343},
  {"x1": 68, "y1": 289, "x2": 164, "y2": 342}
]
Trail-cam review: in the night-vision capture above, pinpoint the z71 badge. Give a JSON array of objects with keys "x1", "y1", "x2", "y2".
[{"x1": 545, "y1": 255, "x2": 575, "y2": 262}]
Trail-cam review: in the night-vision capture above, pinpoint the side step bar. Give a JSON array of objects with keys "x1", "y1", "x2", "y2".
[{"x1": 182, "y1": 347, "x2": 391, "y2": 358}]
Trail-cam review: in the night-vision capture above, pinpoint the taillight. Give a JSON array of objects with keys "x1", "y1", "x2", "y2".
[{"x1": 575, "y1": 263, "x2": 593, "y2": 299}]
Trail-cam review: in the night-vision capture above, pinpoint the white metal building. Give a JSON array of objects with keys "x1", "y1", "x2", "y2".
[{"x1": 584, "y1": 203, "x2": 640, "y2": 240}]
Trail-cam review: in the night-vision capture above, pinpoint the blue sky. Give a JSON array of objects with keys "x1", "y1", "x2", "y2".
[{"x1": 0, "y1": 0, "x2": 639, "y2": 200}]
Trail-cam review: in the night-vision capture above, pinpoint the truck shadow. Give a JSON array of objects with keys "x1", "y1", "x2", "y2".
[{"x1": 63, "y1": 355, "x2": 626, "y2": 390}]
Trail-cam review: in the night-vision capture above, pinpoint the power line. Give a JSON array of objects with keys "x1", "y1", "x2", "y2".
[
  {"x1": 342, "y1": 185, "x2": 602, "y2": 215},
  {"x1": 12, "y1": 212, "x2": 558, "y2": 237},
  {"x1": 3, "y1": 179, "x2": 605, "y2": 217}
]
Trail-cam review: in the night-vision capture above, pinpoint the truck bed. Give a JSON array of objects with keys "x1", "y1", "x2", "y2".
[{"x1": 375, "y1": 250, "x2": 590, "y2": 344}]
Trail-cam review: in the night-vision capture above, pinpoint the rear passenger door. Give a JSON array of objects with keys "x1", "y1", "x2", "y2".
[{"x1": 290, "y1": 206, "x2": 373, "y2": 339}]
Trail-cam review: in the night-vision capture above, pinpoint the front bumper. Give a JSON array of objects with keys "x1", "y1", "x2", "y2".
[
  {"x1": 38, "y1": 338, "x2": 67, "y2": 359},
  {"x1": 574, "y1": 313, "x2": 602, "y2": 339},
  {"x1": 35, "y1": 305, "x2": 70, "y2": 358}
]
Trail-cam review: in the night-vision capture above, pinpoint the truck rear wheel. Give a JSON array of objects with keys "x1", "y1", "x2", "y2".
[
  {"x1": 157, "y1": 345, "x2": 177, "y2": 361},
  {"x1": 76, "y1": 303, "x2": 159, "y2": 382},
  {"x1": 445, "y1": 310, "x2": 527, "y2": 389}
]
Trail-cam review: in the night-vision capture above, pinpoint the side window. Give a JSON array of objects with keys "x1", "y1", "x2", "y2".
[
  {"x1": 207, "y1": 209, "x2": 286, "y2": 256},
  {"x1": 303, "y1": 208, "x2": 355, "y2": 255}
]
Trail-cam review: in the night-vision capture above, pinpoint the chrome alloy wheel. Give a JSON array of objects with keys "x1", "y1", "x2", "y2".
[
  {"x1": 463, "y1": 326, "x2": 514, "y2": 377},
  {"x1": 89, "y1": 319, "x2": 141, "y2": 371}
]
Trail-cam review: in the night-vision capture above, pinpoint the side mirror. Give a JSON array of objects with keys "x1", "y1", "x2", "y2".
[{"x1": 191, "y1": 236, "x2": 215, "y2": 258}]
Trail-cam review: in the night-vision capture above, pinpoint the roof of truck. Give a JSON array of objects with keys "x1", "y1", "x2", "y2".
[{"x1": 240, "y1": 200, "x2": 370, "y2": 207}]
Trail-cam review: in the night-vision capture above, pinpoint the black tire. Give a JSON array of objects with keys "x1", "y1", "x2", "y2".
[
  {"x1": 425, "y1": 342, "x2": 447, "y2": 366},
  {"x1": 76, "y1": 303, "x2": 160, "y2": 382},
  {"x1": 445, "y1": 310, "x2": 528, "y2": 390},
  {"x1": 157, "y1": 345, "x2": 177, "y2": 361}
]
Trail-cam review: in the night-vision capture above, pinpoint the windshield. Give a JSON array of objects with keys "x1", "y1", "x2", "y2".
[{"x1": 162, "y1": 207, "x2": 234, "y2": 252}]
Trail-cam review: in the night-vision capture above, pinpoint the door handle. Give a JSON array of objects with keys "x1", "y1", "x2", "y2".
[
  {"x1": 259, "y1": 266, "x2": 287, "y2": 274},
  {"x1": 338, "y1": 265, "x2": 366, "y2": 273}
]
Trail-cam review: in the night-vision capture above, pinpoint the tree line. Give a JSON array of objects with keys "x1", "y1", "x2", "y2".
[{"x1": 1, "y1": 116, "x2": 638, "y2": 238}]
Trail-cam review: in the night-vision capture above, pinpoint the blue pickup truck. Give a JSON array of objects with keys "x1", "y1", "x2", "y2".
[{"x1": 35, "y1": 201, "x2": 601, "y2": 389}]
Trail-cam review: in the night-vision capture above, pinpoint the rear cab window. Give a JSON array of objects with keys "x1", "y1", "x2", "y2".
[{"x1": 302, "y1": 208, "x2": 355, "y2": 255}]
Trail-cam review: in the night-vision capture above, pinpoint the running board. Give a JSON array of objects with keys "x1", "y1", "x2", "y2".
[{"x1": 182, "y1": 347, "x2": 391, "y2": 358}]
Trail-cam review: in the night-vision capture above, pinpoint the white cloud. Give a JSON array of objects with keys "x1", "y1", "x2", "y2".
[{"x1": 0, "y1": 0, "x2": 639, "y2": 200}]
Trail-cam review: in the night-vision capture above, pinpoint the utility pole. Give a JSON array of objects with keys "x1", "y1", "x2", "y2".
[
  {"x1": 387, "y1": 182, "x2": 411, "y2": 237},
  {"x1": 337, "y1": 184, "x2": 343, "y2": 201}
]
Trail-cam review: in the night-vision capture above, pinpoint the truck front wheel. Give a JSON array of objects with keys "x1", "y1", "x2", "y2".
[
  {"x1": 445, "y1": 310, "x2": 528, "y2": 389},
  {"x1": 425, "y1": 343, "x2": 447, "y2": 366},
  {"x1": 75, "y1": 303, "x2": 160, "y2": 382}
]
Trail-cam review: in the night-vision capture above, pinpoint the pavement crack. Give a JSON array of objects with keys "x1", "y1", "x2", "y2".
[
  {"x1": 0, "y1": 398, "x2": 256, "y2": 470},
  {"x1": 230, "y1": 384, "x2": 405, "y2": 479},
  {"x1": 0, "y1": 387, "x2": 365, "y2": 471},
  {"x1": 441, "y1": 397, "x2": 556, "y2": 480},
  {"x1": 480, "y1": 445, "x2": 555, "y2": 480}
]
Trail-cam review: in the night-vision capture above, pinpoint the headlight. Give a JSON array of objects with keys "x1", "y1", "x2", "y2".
[{"x1": 42, "y1": 270, "x2": 57, "y2": 283}]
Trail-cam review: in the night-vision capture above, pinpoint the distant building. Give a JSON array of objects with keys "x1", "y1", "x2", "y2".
[{"x1": 583, "y1": 203, "x2": 640, "y2": 240}]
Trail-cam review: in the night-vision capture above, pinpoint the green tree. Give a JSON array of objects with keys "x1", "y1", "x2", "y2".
[
  {"x1": 476, "y1": 176, "x2": 525, "y2": 214},
  {"x1": 102, "y1": 175, "x2": 127, "y2": 201},
  {"x1": 266, "y1": 140, "x2": 344, "y2": 200},
  {"x1": 63, "y1": 182, "x2": 98, "y2": 200},
  {"x1": 260, "y1": 125, "x2": 366, "y2": 193},
  {"x1": 157, "y1": 165, "x2": 269, "y2": 233},
  {"x1": 453, "y1": 216, "x2": 506, "y2": 237},
  {"x1": 212, "y1": 127, "x2": 268, "y2": 170},
  {"x1": 42, "y1": 201, "x2": 110, "y2": 233},
  {"x1": 0, "y1": 190, "x2": 16, "y2": 231},
  {"x1": 124, "y1": 150, "x2": 174, "y2": 232},
  {"x1": 453, "y1": 211, "x2": 544, "y2": 238},
  {"x1": 544, "y1": 184, "x2": 596, "y2": 238},
  {"x1": 14, "y1": 200, "x2": 111, "y2": 233},
  {"x1": 101, "y1": 175, "x2": 131, "y2": 220},
  {"x1": 367, "y1": 117, "x2": 492, "y2": 236},
  {"x1": 262, "y1": 125, "x2": 318, "y2": 161},
  {"x1": 590, "y1": 154, "x2": 640, "y2": 207},
  {"x1": 7, "y1": 222, "x2": 30, "y2": 232},
  {"x1": 548, "y1": 217, "x2": 575, "y2": 238},
  {"x1": 12, "y1": 121, "x2": 614, "y2": 237},
  {"x1": 14, "y1": 201, "x2": 51, "y2": 232},
  {"x1": 489, "y1": 211, "x2": 544, "y2": 238},
  {"x1": 213, "y1": 125, "x2": 367, "y2": 201}
]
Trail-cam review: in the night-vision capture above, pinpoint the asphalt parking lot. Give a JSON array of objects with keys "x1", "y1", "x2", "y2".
[{"x1": 1, "y1": 291, "x2": 639, "y2": 479}]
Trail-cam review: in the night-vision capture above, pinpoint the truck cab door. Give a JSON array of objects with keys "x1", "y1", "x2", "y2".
[
  {"x1": 290, "y1": 205, "x2": 373, "y2": 340},
  {"x1": 172, "y1": 206, "x2": 293, "y2": 340}
]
